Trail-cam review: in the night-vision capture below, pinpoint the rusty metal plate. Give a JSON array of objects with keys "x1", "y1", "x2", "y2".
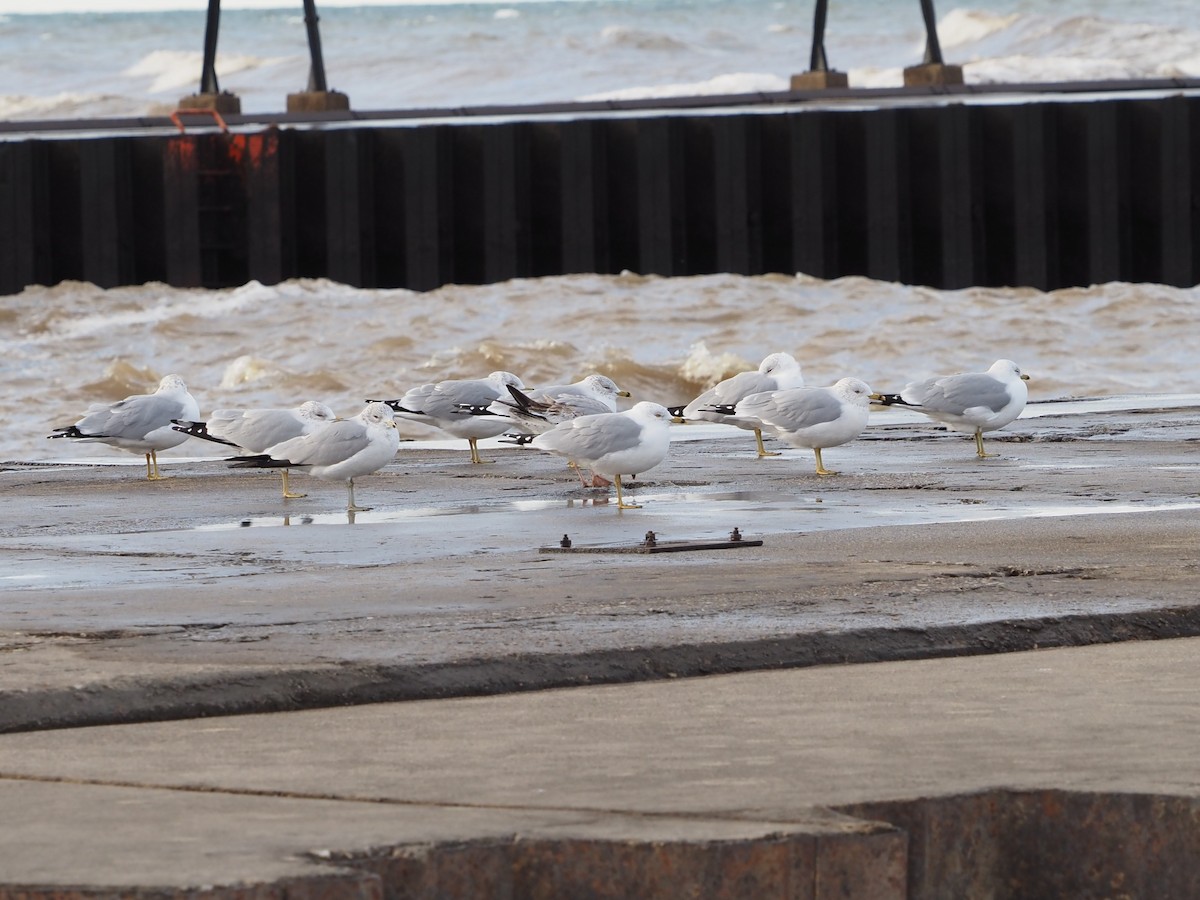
[{"x1": 540, "y1": 530, "x2": 764, "y2": 554}]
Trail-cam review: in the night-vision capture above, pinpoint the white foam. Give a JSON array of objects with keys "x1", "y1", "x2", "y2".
[
  {"x1": 938, "y1": 9, "x2": 1021, "y2": 49},
  {"x1": 579, "y1": 72, "x2": 788, "y2": 102},
  {"x1": 33, "y1": 281, "x2": 279, "y2": 342},
  {"x1": 123, "y1": 49, "x2": 287, "y2": 95}
]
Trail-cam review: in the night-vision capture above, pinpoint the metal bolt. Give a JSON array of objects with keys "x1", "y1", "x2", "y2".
[
  {"x1": 643, "y1": 530, "x2": 657, "y2": 547},
  {"x1": 730, "y1": 527, "x2": 743, "y2": 541},
  {"x1": 560, "y1": 534, "x2": 572, "y2": 549}
]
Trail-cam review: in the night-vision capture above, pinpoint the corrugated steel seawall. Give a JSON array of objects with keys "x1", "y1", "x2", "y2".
[{"x1": 2, "y1": 84, "x2": 1198, "y2": 297}]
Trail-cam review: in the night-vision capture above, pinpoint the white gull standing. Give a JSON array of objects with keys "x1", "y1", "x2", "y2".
[
  {"x1": 871, "y1": 359, "x2": 1030, "y2": 458},
  {"x1": 713, "y1": 377, "x2": 873, "y2": 476},
  {"x1": 485, "y1": 374, "x2": 630, "y2": 433},
  {"x1": 522, "y1": 401, "x2": 673, "y2": 509},
  {"x1": 673, "y1": 352, "x2": 805, "y2": 457},
  {"x1": 229, "y1": 401, "x2": 399, "y2": 512},
  {"x1": 173, "y1": 400, "x2": 337, "y2": 498},
  {"x1": 47, "y1": 374, "x2": 200, "y2": 480},
  {"x1": 374, "y1": 371, "x2": 525, "y2": 464}
]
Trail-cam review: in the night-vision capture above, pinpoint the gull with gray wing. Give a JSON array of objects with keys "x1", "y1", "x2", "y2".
[
  {"x1": 674, "y1": 352, "x2": 804, "y2": 457},
  {"x1": 47, "y1": 374, "x2": 200, "y2": 480},
  {"x1": 519, "y1": 401, "x2": 673, "y2": 509},
  {"x1": 374, "y1": 371, "x2": 525, "y2": 464},
  {"x1": 871, "y1": 359, "x2": 1030, "y2": 458},
  {"x1": 173, "y1": 400, "x2": 337, "y2": 498},
  {"x1": 229, "y1": 402, "x2": 399, "y2": 512},
  {"x1": 715, "y1": 377, "x2": 873, "y2": 476}
]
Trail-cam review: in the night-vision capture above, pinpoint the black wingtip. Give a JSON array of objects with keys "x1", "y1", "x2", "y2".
[
  {"x1": 171, "y1": 420, "x2": 237, "y2": 446},
  {"x1": 227, "y1": 454, "x2": 292, "y2": 469},
  {"x1": 666, "y1": 405, "x2": 686, "y2": 418},
  {"x1": 456, "y1": 404, "x2": 497, "y2": 417},
  {"x1": 506, "y1": 383, "x2": 543, "y2": 411},
  {"x1": 366, "y1": 399, "x2": 415, "y2": 414},
  {"x1": 47, "y1": 425, "x2": 85, "y2": 440},
  {"x1": 870, "y1": 392, "x2": 907, "y2": 407},
  {"x1": 499, "y1": 432, "x2": 537, "y2": 446},
  {"x1": 707, "y1": 404, "x2": 737, "y2": 416}
]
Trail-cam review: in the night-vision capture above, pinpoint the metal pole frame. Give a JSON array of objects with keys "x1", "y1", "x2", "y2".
[
  {"x1": 808, "y1": 0, "x2": 830, "y2": 72},
  {"x1": 918, "y1": 0, "x2": 946, "y2": 65},
  {"x1": 199, "y1": 0, "x2": 221, "y2": 93},
  {"x1": 807, "y1": 0, "x2": 948, "y2": 71},
  {"x1": 302, "y1": 0, "x2": 330, "y2": 93}
]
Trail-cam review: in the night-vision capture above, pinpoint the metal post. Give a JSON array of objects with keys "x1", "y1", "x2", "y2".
[
  {"x1": 302, "y1": 0, "x2": 330, "y2": 93},
  {"x1": 918, "y1": 0, "x2": 946, "y2": 65},
  {"x1": 199, "y1": 0, "x2": 221, "y2": 94},
  {"x1": 809, "y1": 0, "x2": 830, "y2": 72}
]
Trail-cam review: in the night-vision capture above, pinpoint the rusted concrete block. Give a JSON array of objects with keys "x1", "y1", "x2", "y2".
[
  {"x1": 286, "y1": 91, "x2": 351, "y2": 113},
  {"x1": 343, "y1": 841, "x2": 515, "y2": 900},
  {"x1": 790, "y1": 70, "x2": 850, "y2": 91},
  {"x1": 840, "y1": 792, "x2": 1007, "y2": 899},
  {"x1": 902, "y1": 64, "x2": 964, "y2": 87},
  {"x1": 176, "y1": 91, "x2": 242, "y2": 114},
  {"x1": 0, "y1": 872, "x2": 383, "y2": 900},
  {"x1": 814, "y1": 829, "x2": 908, "y2": 899},
  {"x1": 511, "y1": 835, "x2": 820, "y2": 899},
  {"x1": 1005, "y1": 791, "x2": 1200, "y2": 899}
]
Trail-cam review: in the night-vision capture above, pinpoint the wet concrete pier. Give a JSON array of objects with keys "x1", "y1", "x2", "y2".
[
  {"x1": 3, "y1": 79, "x2": 1200, "y2": 297},
  {"x1": 2, "y1": 399, "x2": 1200, "y2": 896}
]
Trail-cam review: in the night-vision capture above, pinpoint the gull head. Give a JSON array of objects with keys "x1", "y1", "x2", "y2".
[
  {"x1": 360, "y1": 401, "x2": 397, "y2": 427},
  {"x1": 758, "y1": 352, "x2": 801, "y2": 378},
  {"x1": 298, "y1": 401, "x2": 337, "y2": 422},
  {"x1": 832, "y1": 377, "x2": 873, "y2": 405},
  {"x1": 487, "y1": 371, "x2": 525, "y2": 390},
  {"x1": 581, "y1": 374, "x2": 630, "y2": 398},
  {"x1": 157, "y1": 374, "x2": 189, "y2": 394},
  {"x1": 989, "y1": 359, "x2": 1031, "y2": 383}
]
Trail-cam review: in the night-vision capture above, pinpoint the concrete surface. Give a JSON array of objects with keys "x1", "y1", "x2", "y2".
[{"x1": 1, "y1": 397, "x2": 1198, "y2": 896}]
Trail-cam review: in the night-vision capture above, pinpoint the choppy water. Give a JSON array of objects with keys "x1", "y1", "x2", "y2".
[
  {"x1": 1, "y1": 1, "x2": 1199, "y2": 119},
  {"x1": 10, "y1": 272, "x2": 1200, "y2": 463}
]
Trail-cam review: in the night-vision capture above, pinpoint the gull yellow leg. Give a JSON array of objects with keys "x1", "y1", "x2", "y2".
[
  {"x1": 145, "y1": 450, "x2": 165, "y2": 480},
  {"x1": 347, "y1": 478, "x2": 372, "y2": 513},
  {"x1": 755, "y1": 428, "x2": 782, "y2": 458},
  {"x1": 468, "y1": 438, "x2": 492, "y2": 464},
  {"x1": 615, "y1": 474, "x2": 642, "y2": 510},
  {"x1": 975, "y1": 430, "x2": 997, "y2": 459},
  {"x1": 813, "y1": 447, "x2": 837, "y2": 476},
  {"x1": 281, "y1": 469, "x2": 307, "y2": 499}
]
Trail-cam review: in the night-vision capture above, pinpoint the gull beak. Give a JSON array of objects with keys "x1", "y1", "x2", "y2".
[
  {"x1": 617, "y1": 390, "x2": 632, "y2": 397},
  {"x1": 1021, "y1": 374, "x2": 1031, "y2": 381},
  {"x1": 868, "y1": 393, "x2": 884, "y2": 401}
]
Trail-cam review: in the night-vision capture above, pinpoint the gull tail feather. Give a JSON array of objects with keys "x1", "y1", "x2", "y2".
[
  {"x1": 227, "y1": 454, "x2": 293, "y2": 469},
  {"x1": 171, "y1": 420, "x2": 237, "y2": 446},
  {"x1": 869, "y1": 392, "x2": 913, "y2": 407},
  {"x1": 500, "y1": 433, "x2": 537, "y2": 446},
  {"x1": 48, "y1": 425, "x2": 88, "y2": 440}
]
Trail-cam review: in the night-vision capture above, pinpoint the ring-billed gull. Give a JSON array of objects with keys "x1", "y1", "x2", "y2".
[
  {"x1": 372, "y1": 371, "x2": 525, "y2": 464},
  {"x1": 229, "y1": 402, "x2": 399, "y2": 511},
  {"x1": 173, "y1": 401, "x2": 337, "y2": 498},
  {"x1": 518, "y1": 401, "x2": 673, "y2": 509},
  {"x1": 671, "y1": 352, "x2": 804, "y2": 457},
  {"x1": 710, "y1": 377, "x2": 872, "y2": 476},
  {"x1": 475, "y1": 374, "x2": 630, "y2": 435},
  {"x1": 47, "y1": 374, "x2": 200, "y2": 480},
  {"x1": 871, "y1": 359, "x2": 1030, "y2": 458}
]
